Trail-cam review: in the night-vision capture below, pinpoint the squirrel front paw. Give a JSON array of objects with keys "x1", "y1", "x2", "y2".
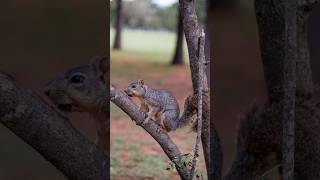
[
  {"x1": 156, "y1": 125, "x2": 166, "y2": 133},
  {"x1": 141, "y1": 116, "x2": 151, "y2": 126}
]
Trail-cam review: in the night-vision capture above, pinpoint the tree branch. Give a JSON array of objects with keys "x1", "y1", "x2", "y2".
[
  {"x1": 190, "y1": 30, "x2": 205, "y2": 179},
  {"x1": 179, "y1": 0, "x2": 208, "y2": 92},
  {"x1": 179, "y1": 0, "x2": 222, "y2": 179},
  {"x1": 110, "y1": 85, "x2": 191, "y2": 180},
  {"x1": 0, "y1": 72, "x2": 108, "y2": 180}
]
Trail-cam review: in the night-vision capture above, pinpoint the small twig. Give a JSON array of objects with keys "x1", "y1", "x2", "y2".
[{"x1": 190, "y1": 29, "x2": 205, "y2": 179}]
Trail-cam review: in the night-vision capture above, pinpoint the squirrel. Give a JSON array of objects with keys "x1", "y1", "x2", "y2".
[
  {"x1": 44, "y1": 56, "x2": 109, "y2": 154},
  {"x1": 124, "y1": 79, "x2": 194, "y2": 132}
]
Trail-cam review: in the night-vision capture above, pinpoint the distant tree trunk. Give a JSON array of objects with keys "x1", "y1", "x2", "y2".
[
  {"x1": 113, "y1": 0, "x2": 123, "y2": 50},
  {"x1": 171, "y1": 11, "x2": 184, "y2": 65}
]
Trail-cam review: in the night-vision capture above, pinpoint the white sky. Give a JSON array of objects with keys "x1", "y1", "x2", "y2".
[
  {"x1": 152, "y1": 0, "x2": 177, "y2": 7},
  {"x1": 112, "y1": 0, "x2": 177, "y2": 7}
]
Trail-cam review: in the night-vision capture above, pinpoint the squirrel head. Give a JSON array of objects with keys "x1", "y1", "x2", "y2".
[
  {"x1": 124, "y1": 79, "x2": 146, "y2": 98},
  {"x1": 44, "y1": 56, "x2": 108, "y2": 113}
]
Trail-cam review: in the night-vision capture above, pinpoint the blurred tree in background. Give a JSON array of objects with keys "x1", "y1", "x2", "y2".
[
  {"x1": 113, "y1": 0, "x2": 123, "y2": 50},
  {"x1": 171, "y1": 8, "x2": 184, "y2": 65},
  {"x1": 110, "y1": 0, "x2": 206, "y2": 31}
]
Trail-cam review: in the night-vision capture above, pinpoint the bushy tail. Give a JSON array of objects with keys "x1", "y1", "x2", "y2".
[{"x1": 176, "y1": 96, "x2": 197, "y2": 131}]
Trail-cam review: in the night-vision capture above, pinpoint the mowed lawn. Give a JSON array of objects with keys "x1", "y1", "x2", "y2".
[
  {"x1": 110, "y1": 29, "x2": 206, "y2": 179},
  {"x1": 110, "y1": 28, "x2": 189, "y2": 63}
]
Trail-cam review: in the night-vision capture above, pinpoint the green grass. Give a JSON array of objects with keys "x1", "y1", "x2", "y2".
[{"x1": 110, "y1": 28, "x2": 189, "y2": 63}]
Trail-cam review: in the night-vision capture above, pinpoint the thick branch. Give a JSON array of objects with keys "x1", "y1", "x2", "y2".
[
  {"x1": 110, "y1": 85, "x2": 191, "y2": 180},
  {"x1": 0, "y1": 72, "x2": 108, "y2": 180},
  {"x1": 179, "y1": 0, "x2": 208, "y2": 92}
]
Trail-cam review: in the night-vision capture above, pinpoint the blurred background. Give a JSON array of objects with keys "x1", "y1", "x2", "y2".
[
  {"x1": 0, "y1": 0, "x2": 318, "y2": 179},
  {"x1": 0, "y1": 1, "x2": 107, "y2": 179},
  {"x1": 110, "y1": 0, "x2": 207, "y2": 179},
  {"x1": 111, "y1": 0, "x2": 320, "y2": 179}
]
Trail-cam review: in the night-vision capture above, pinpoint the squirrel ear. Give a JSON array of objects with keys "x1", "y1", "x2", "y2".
[
  {"x1": 91, "y1": 56, "x2": 109, "y2": 76},
  {"x1": 138, "y1": 79, "x2": 144, "y2": 85}
]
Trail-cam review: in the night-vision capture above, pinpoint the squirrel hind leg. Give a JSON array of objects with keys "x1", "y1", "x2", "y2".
[{"x1": 162, "y1": 110, "x2": 179, "y2": 132}]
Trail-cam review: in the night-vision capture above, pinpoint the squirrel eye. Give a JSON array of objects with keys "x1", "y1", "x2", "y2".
[
  {"x1": 131, "y1": 85, "x2": 136, "y2": 88},
  {"x1": 70, "y1": 75, "x2": 85, "y2": 83}
]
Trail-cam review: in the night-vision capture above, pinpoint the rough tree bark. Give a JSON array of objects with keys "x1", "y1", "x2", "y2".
[
  {"x1": 0, "y1": 72, "x2": 108, "y2": 180},
  {"x1": 113, "y1": 0, "x2": 123, "y2": 50},
  {"x1": 179, "y1": 0, "x2": 220, "y2": 179},
  {"x1": 190, "y1": 30, "x2": 205, "y2": 179},
  {"x1": 171, "y1": 10, "x2": 185, "y2": 65}
]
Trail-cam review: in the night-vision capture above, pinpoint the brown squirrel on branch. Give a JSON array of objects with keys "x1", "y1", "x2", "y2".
[{"x1": 124, "y1": 79, "x2": 195, "y2": 132}]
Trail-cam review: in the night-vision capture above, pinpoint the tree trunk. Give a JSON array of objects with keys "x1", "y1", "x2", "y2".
[
  {"x1": 179, "y1": 0, "x2": 219, "y2": 179},
  {"x1": 255, "y1": 0, "x2": 318, "y2": 179},
  {"x1": 171, "y1": 11, "x2": 184, "y2": 65},
  {"x1": 255, "y1": 0, "x2": 298, "y2": 178},
  {"x1": 113, "y1": 0, "x2": 123, "y2": 50}
]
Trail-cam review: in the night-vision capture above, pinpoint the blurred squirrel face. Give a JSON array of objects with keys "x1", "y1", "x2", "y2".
[
  {"x1": 124, "y1": 80, "x2": 145, "y2": 97},
  {"x1": 45, "y1": 57, "x2": 107, "y2": 113}
]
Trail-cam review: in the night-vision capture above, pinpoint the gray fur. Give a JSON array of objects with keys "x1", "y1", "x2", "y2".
[{"x1": 124, "y1": 79, "x2": 193, "y2": 132}]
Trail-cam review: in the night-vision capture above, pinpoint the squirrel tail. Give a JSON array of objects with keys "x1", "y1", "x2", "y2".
[{"x1": 176, "y1": 96, "x2": 197, "y2": 131}]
